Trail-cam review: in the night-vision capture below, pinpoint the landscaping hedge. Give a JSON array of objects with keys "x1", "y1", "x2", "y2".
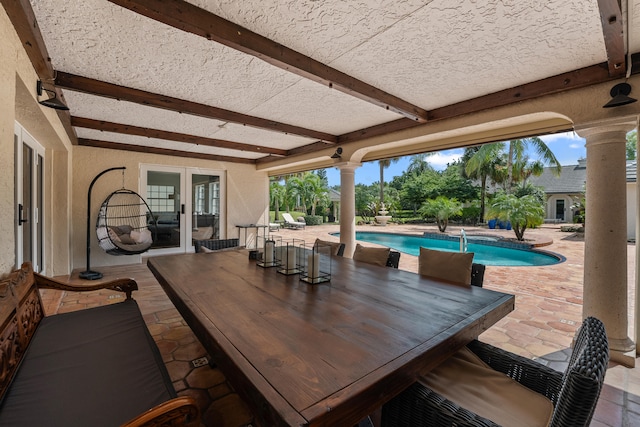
[{"x1": 304, "y1": 215, "x2": 323, "y2": 226}]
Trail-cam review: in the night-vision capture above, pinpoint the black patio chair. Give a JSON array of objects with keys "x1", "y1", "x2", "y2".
[
  {"x1": 381, "y1": 316, "x2": 609, "y2": 427},
  {"x1": 386, "y1": 251, "x2": 401, "y2": 268},
  {"x1": 470, "y1": 263, "x2": 486, "y2": 287}
]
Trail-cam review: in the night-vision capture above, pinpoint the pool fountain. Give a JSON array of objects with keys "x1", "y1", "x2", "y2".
[{"x1": 375, "y1": 203, "x2": 392, "y2": 226}]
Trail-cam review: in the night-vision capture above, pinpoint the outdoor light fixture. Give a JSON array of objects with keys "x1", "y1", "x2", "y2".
[
  {"x1": 331, "y1": 147, "x2": 343, "y2": 159},
  {"x1": 603, "y1": 83, "x2": 637, "y2": 108},
  {"x1": 37, "y1": 80, "x2": 69, "y2": 110}
]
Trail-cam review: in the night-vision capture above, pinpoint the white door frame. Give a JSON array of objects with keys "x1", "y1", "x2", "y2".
[
  {"x1": 140, "y1": 164, "x2": 226, "y2": 255},
  {"x1": 14, "y1": 122, "x2": 45, "y2": 272}
]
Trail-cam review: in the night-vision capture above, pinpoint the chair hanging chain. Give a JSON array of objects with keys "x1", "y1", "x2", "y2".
[{"x1": 121, "y1": 169, "x2": 125, "y2": 189}]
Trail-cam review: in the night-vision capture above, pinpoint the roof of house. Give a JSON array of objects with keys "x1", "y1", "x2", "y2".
[
  {"x1": 529, "y1": 159, "x2": 636, "y2": 194},
  {"x1": 529, "y1": 163, "x2": 586, "y2": 194}
]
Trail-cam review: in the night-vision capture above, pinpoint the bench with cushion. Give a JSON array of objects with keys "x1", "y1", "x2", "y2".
[{"x1": 0, "y1": 262, "x2": 199, "y2": 427}]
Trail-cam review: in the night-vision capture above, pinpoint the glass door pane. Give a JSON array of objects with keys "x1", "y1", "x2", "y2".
[
  {"x1": 21, "y1": 143, "x2": 33, "y2": 263},
  {"x1": 36, "y1": 153, "x2": 44, "y2": 271},
  {"x1": 191, "y1": 174, "x2": 220, "y2": 249},
  {"x1": 147, "y1": 171, "x2": 182, "y2": 250},
  {"x1": 555, "y1": 199, "x2": 565, "y2": 221}
]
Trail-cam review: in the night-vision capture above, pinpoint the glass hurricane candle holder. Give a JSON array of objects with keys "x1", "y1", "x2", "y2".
[
  {"x1": 258, "y1": 235, "x2": 281, "y2": 268},
  {"x1": 277, "y1": 239, "x2": 303, "y2": 275},
  {"x1": 299, "y1": 242, "x2": 331, "y2": 284}
]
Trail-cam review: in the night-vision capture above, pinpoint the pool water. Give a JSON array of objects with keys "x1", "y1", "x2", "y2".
[{"x1": 337, "y1": 232, "x2": 562, "y2": 267}]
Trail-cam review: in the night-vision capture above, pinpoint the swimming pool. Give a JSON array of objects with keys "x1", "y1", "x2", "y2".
[{"x1": 334, "y1": 231, "x2": 563, "y2": 267}]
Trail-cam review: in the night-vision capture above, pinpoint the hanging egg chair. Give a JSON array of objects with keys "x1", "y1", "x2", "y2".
[{"x1": 96, "y1": 189, "x2": 156, "y2": 255}]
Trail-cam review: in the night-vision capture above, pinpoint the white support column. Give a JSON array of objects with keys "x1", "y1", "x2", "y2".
[
  {"x1": 337, "y1": 162, "x2": 361, "y2": 257},
  {"x1": 576, "y1": 117, "x2": 638, "y2": 367}
]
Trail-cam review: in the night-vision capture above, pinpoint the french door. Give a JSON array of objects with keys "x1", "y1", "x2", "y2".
[
  {"x1": 14, "y1": 123, "x2": 44, "y2": 272},
  {"x1": 141, "y1": 165, "x2": 225, "y2": 255}
]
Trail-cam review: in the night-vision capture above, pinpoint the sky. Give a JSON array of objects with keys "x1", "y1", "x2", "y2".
[{"x1": 325, "y1": 131, "x2": 586, "y2": 187}]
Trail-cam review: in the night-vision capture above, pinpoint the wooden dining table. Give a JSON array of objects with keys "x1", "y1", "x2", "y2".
[{"x1": 148, "y1": 249, "x2": 514, "y2": 427}]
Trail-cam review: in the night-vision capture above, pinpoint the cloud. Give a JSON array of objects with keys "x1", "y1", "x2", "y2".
[
  {"x1": 540, "y1": 131, "x2": 582, "y2": 144},
  {"x1": 430, "y1": 149, "x2": 463, "y2": 170}
]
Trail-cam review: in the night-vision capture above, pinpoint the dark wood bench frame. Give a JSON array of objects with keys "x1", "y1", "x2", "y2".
[{"x1": 0, "y1": 262, "x2": 200, "y2": 427}]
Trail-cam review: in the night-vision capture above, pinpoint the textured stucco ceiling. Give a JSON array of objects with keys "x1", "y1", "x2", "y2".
[{"x1": 26, "y1": 0, "x2": 639, "y2": 161}]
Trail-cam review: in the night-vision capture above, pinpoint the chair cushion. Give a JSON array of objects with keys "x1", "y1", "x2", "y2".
[
  {"x1": 199, "y1": 245, "x2": 214, "y2": 253},
  {"x1": 418, "y1": 247, "x2": 474, "y2": 285},
  {"x1": 421, "y1": 346, "x2": 554, "y2": 427},
  {"x1": 314, "y1": 239, "x2": 342, "y2": 256},
  {"x1": 353, "y1": 244, "x2": 390, "y2": 266}
]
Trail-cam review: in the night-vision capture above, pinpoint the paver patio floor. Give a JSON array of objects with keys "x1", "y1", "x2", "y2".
[{"x1": 43, "y1": 223, "x2": 639, "y2": 426}]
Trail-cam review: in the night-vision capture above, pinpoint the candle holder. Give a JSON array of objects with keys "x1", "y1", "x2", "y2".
[
  {"x1": 258, "y1": 235, "x2": 281, "y2": 268},
  {"x1": 299, "y1": 242, "x2": 331, "y2": 284},
  {"x1": 277, "y1": 239, "x2": 303, "y2": 275}
]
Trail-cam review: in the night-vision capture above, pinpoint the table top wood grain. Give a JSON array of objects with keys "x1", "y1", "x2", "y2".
[{"x1": 148, "y1": 250, "x2": 514, "y2": 427}]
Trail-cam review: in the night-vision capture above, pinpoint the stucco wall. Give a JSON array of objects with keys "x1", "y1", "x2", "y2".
[
  {"x1": 1, "y1": 8, "x2": 75, "y2": 277},
  {"x1": 0, "y1": 9, "x2": 18, "y2": 275},
  {"x1": 1, "y1": 8, "x2": 268, "y2": 276},
  {"x1": 71, "y1": 146, "x2": 268, "y2": 270}
]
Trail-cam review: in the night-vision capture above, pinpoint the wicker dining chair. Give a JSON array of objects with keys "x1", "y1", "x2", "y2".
[
  {"x1": 386, "y1": 251, "x2": 401, "y2": 268},
  {"x1": 470, "y1": 263, "x2": 485, "y2": 287},
  {"x1": 381, "y1": 316, "x2": 609, "y2": 427}
]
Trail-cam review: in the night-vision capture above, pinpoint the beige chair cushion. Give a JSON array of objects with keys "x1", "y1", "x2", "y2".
[
  {"x1": 199, "y1": 246, "x2": 214, "y2": 253},
  {"x1": 418, "y1": 247, "x2": 474, "y2": 285},
  {"x1": 421, "y1": 347, "x2": 554, "y2": 427},
  {"x1": 352, "y1": 244, "x2": 390, "y2": 267},
  {"x1": 314, "y1": 239, "x2": 342, "y2": 256}
]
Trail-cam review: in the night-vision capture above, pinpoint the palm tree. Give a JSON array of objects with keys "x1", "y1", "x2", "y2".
[
  {"x1": 406, "y1": 153, "x2": 433, "y2": 175},
  {"x1": 269, "y1": 181, "x2": 285, "y2": 221},
  {"x1": 486, "y1": 193, "x2": 544, "y2": 241},
  {"x1": 463, "y1": 144, "x2": 505, "y2": 220},
  {"x1": 289, "y1": 172, "x2": 327, "y2": 215},
  {"x1": 505, "y1": 137, "x2": 561, "y2": 191},
  {"x1": 419, "y1": 196, "x2": 463, "y2": 232},
  {"x1": 379, "y1": 157, "x2": 400, "y2": 206}
]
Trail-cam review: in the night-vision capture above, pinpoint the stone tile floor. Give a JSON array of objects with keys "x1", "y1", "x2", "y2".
[{"x1": 42, "y1": 223, "x2": 639, "y2": 426}]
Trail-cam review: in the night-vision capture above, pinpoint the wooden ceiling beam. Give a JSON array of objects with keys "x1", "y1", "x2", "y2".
[
  {"x1": 597, "y1": 0, "x2": 627, "y2": 77},
  {"x1": 78, "y1": 138, "x2": 256, "y2": 164},
  {"x1": 1, "y1": 0, "x2": 77, "y2": 143},
  {"x1": 1, "y1": 0, "x2": 53, "y2": 78},
  {"x1": 71, "y1": 116, "x2": 288, "y2": 156},
  {"x1": 55, "y1": 72, "x2": 337, "y2": 143},
  {"x1": 338, "y1": 62, "x2": 616, "y2": 145},
  {"x1": 107, "y1": 0, "x2": 428, "y2": 123}
]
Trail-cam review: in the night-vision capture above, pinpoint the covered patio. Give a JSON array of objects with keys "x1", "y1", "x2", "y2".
[
  {"x1": 44, "y1": 224, "x2": 637, "y2": 426},
  {"x1": 2, "y1": 0, "x2": 640, "y2": 425}
]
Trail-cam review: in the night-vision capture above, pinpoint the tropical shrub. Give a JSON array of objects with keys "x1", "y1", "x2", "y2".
[
  {"x1": 419, "y1": 196, "x2": 463, "y2": 232},
  {"x1": 303, "y1": 215, "x2": 323, "y2": 226},
  {"x1": 486, "y1": 192, "x2": 544, "y2": 241}
]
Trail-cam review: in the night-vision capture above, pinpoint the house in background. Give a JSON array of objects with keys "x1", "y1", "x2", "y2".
[
  {"x1": 528, "y1": 159, "x2": 587, "y2": 224},
  {"x1": 627, "y1": 161, "x2": 638, "y2": 241},
  {"x1": 529, "y1": 159, "x2": 638, "y2": 240}
]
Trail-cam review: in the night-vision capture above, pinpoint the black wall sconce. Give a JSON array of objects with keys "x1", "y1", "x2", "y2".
[
  {"x1": 37, "y1": 80, "x2": 69, "y2": 110},
  {"x1": 331, "y1": 147, "x2": 343, "y2": 159},
  {"x1": 603, "y1": 83, "x2": 637, "y2": 108}
]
